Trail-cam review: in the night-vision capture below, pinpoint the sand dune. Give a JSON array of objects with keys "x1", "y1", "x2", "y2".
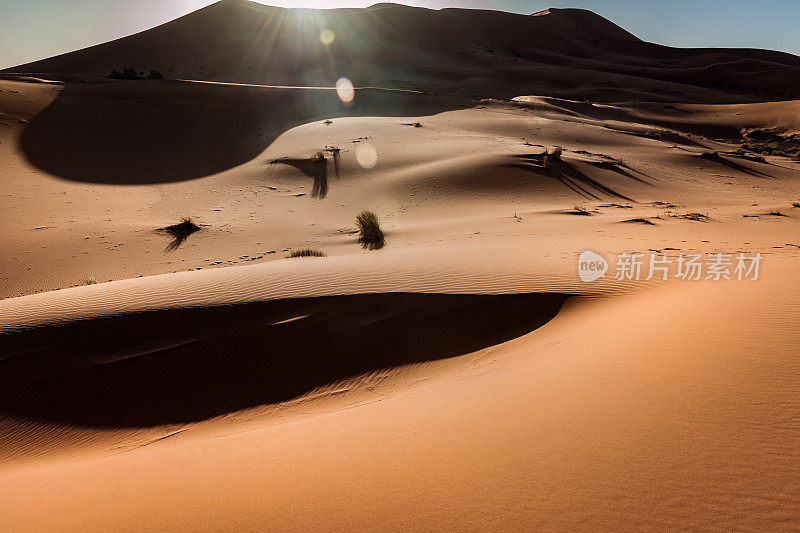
[
  {"x1": 6, "y1": 1, "x2": 800, "y2": 103},
  {"x1": 2, "y1": 1, "x2": 800, "y2": 530},
  {"x1": 14, "y1": 77, "x2": 467, "y2": 183},
  {"x1": 1, "y1": 266, "x2": 799, "y2": 530}
]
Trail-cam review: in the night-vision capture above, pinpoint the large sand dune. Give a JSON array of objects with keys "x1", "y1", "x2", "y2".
[
  {"x1": 1, "y1": 1, "x2": 800, "y2": 530},
  {"x1": 6, "y1": 0, "x2": 800, "y2": 103}
]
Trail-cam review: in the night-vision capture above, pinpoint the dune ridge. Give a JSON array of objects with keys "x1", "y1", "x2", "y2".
[{"x1": 1, "y1": 265, "x2": 799, "y2": 530}]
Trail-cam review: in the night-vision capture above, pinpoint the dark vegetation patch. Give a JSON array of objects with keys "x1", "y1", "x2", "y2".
[
  {"x1": 158, "y1": 217, "x2": 202, "y2": 251},
  {"x1": 739, "y1": 127, "x2": 800, "y2": 159},
  {"x1": 287, "y1": 248, "x2": 327, "y2": 258},
  {"x1": 356, "y1": 210, "x2": 385, "y2": 250},
  {"x1": 107, "y1": 68, "x2": 164, "y2": 80},
  {"x1": 672, "y1": 212, "x2": 709, "y2": 222}
]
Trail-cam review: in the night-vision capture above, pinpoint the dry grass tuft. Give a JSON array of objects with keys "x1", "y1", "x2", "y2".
[
  {"x1": 356, "y1": 210, "x2": 385, "y2": 250},
  {"x1": 674, "y1": 212, "x2": 709, "y2": 222},
  {"x1": 287, "y1": 248, "x2": 327, "y2": 258},
  {"x1": 159, "y1": 217, "x2": 202, "y2": 251}
]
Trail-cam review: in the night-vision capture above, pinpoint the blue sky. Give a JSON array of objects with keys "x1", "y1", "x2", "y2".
[{"x1": 1, "y1": 0, "x2": 798, "y2": 69}]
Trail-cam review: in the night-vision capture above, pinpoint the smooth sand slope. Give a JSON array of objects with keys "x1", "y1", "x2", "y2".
[{"x1": 1, "y1": 2, "x2": 800, "y2": 530}]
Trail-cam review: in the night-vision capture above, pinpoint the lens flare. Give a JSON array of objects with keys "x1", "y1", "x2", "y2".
[
  {"x1": 356, "y1": 143, "x2": 378, "y2": 169},
  {"x1": 319, "y1": 29, "x2": 335, "y2": 45},
  {"x1": 335, "y1": 77, "x2": 354, "y2": 105}
]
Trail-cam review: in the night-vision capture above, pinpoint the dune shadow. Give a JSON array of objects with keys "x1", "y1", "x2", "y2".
[
  {"x1": 0, "y1": 292, "x2": 569, "y2": 427},
  {"x1": 19, "y1": 79, "x2": 465, "y2": 184}
]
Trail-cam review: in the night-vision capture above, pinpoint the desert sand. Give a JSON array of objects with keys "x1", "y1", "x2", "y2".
[{"x1": 1, "y1": 1, "x2": 800, "y2": 530}]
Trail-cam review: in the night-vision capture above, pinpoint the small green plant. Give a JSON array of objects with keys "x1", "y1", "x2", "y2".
[
  {"x1": 792, "y1": 201, "x2": 800, "y2": 208},
  {"x1": 83, "y1": 277, "x2": 98, "y2": 285},
  {"x1": 356, "y1": 210, "x2": 385, "y2": 250},
  {"x1": 287, "y1": 248, "x2": 327, "y2": 258}
]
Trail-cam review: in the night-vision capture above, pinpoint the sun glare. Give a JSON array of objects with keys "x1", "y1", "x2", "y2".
[
  {"x1": 319, "y1": 29, "x2": 335, "y2": 45},
  {"x1": 335, "y1": 77, "x2": 354, "y2": 104}
]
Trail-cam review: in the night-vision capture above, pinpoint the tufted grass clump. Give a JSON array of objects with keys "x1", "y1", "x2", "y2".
[
  {"x1": 356, "y1": 210, "x2": 385, "y2": 250},
  {"x1": 287, "y1": 248, "x2": 327, "y2": 258},
  {"x1": 159, "y1": 216, "x2": 202, "y2": 251}
]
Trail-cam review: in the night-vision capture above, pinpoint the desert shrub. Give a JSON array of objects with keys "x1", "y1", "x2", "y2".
[
  {"x1": 106, "y1": 68, "x2": 163, "y2": 80},
  {"x1": 287, "y1": 248, "x2": 326, "y2": 258},
  {"x1": 792, "y1": 201, "x2": 800, "y2": 208},
  {"x1": 83, "y1": 277, "x2": 98, "y2": 285},
  {"x1": 543, "y1": 146, "x2": 563, "y2": 168},
  {"x1": 324, "y1": 145, "x2": 341, "y2": 179},
  {"x1": 573, "y1": 204, "x2": 590, "y2": 215},
  {"x1": 159, "y1": 216, "x2": 202, "y2": 251},
  {"x1": 356, "y1": 210, "x2": 385, "y2": 250},
  {"x1": 123, "y1": 68, "x2": 143, "y2": 80},
  {"x1": 676, "y1": 212, "x2": 709, "y2": 222}
]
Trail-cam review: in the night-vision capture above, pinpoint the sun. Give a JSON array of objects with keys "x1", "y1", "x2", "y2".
[{"x1": 247, "y1": 0, "x2": 375, "y2": 8}]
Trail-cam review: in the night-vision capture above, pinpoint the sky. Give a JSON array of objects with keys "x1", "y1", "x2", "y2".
[{"x1": 1, "y1": 0, "x2": 799, "y2": 69}]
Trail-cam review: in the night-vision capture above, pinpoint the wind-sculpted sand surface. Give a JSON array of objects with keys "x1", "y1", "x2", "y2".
[{"x1": 2, "y1": 1, "x2": 800, "y2": 530}]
